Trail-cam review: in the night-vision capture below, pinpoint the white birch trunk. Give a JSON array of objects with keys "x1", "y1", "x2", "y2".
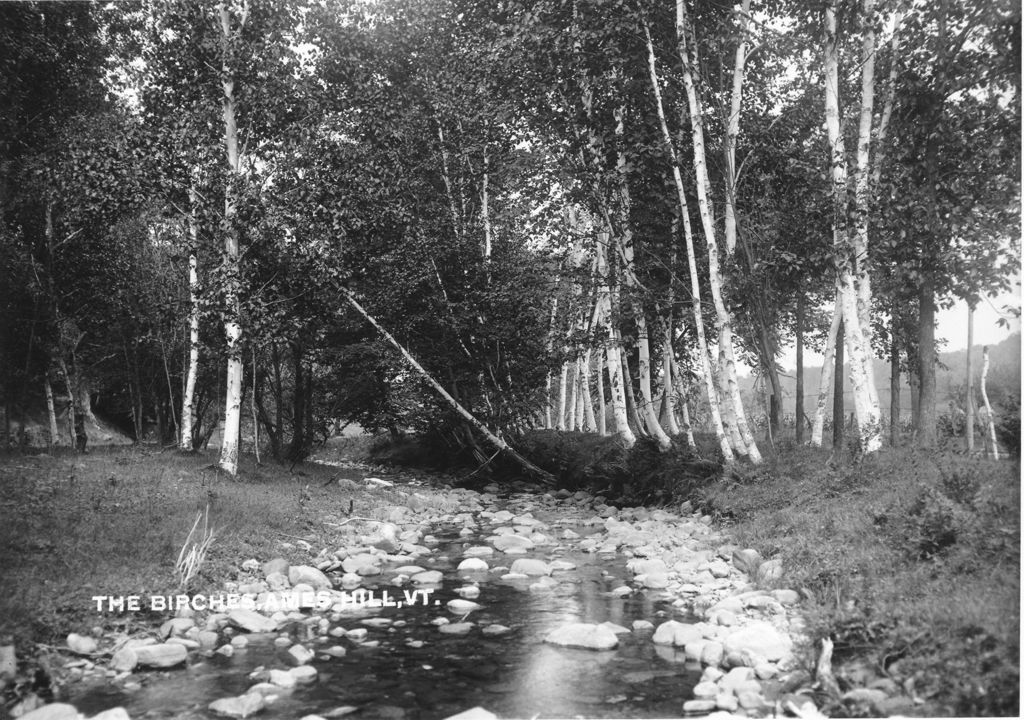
[
  {"x1": 824, "y1": 0, "x2": 882, "y2": 452},
  {"x1": 180, "y1": 214, "x2": 200, "y2": 451},
  {"x1": 965, "y1": 305, "x2": 974, "y2": 453},
  {"x1": 674, "y1": 2, "x2": 760, "y2": 463},
  {"x1": 556, "y1": 361, "x2": 569, "y2": 431},
  {"x1": 981, "y1": 346, "x2": 999, "y2": 460},
  {"x1": 596, "y1": 349, "x2": 607, "y2": 435},
  {"x1": 723, "y1": 0, "x2": 752, "y2": 257},
  {"x1": 597, "y1": 232, "x2": 635, "y2": 446},
  {"x1": 811, "y1": 289, "x2": 843, "y2": 446},
  {"x1": 217, "y1": 1, "x2": 248, "y2": 475},
  {"x1": 44, "y1": 373, "x2": 59, "y2": 446},
  {"x1": 581, "y1": 352, "x2": 597, "y2": 431},
  {"x1": 668, "y1": 352, "x2": 696, "y2": 446},
  {"x1": 643, "y1": 23, "x2": 732, "y2": 461},
  {"x1": 661, "y1": 337, "x2": 681, "y2": 435},
  {"x1": 341, "y1": 291, "x2": 555, "y2": 483},
  {"x1": 566, "y1": 360, "x2": 577, "y2": 431}
]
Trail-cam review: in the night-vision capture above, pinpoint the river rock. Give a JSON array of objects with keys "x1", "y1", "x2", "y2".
[
  {"x1": 627, "y1": 558, "x2": 668, "y2": 575},
  {"x1": 411, "y1": 570, "x2": 443, "y2": 584},
  {"x1": 19, "y1": 703, "x2": 80, "y2": 720},
  {"x1": 462, "y1": 546, "x2": 494, "y2": 558},
  {"x1": 457, "y1": 558, "x2": 489, "y2": 571},
  {"x1": 731, "y1": 548, "x2": 762, "y2": 575},
  {"x1": 756, "y1": 559, "x2": 783, "y2": 585},
  {"x1": 682, "y1": 699, "x2": 716, "y2": 713},
  {"x1": 289, "y1": 565, "x2": 333, "y2": 590},
  {"x1": 67, "y1": 633, "x2": 97, "y2": 655},
  {"x1": 652, "y1": 621, "x2": 702, "y2": 646},
  {"x1": 632, "y1": 620, "x2": 654, "y2": 632},
  {"x1": 447, "y1": 599, "x2": 481, "y2": 614},
  {"x1": 269, "y1": 669, "x2": 297, "y2": 689},
  {"x1": 544, "y1": 623, "x2": 618, "y2": 650},
  {"x1": 109, "y1": 648, "x2": 138, "y2": 672},
  {"x1": 135, "y1": 643, "x2": 187, "y2": 668},
  {"x1": 160, "y1": 617, "x2": 195, "y2": 638},
  {"x1": 509, "y1": 558, "x2": 550, "y2": 576},
  {"x1": 772, "y1": 588, "x2": 801, "y2": 605},
  {"x1": 842, "y1": 687, "x2": 889, "y2": 712},
  {"x1": 439, "y1": 622, "x2": 474, "y2": 635},
  {"x1": 641, "y1": 573, "x2": 669, "y2": 589},
  {"x1": 492, "y1": 534, "x2": 533, "y2": 552},
  {"x1": 481, "y1": 624, "x2": 510, "y2": 637},
  {"x1": 288, "y1": 644, "x2": 315, "y2": 665},
  {"x1": 443, "y1": 707, "x2": 498, "y2": 720},
  {"x1": 208, "y1": 692, "x2": 266, "y2": 718},
  {"x1": 715, "y1": 692, "x2": 739, "y2": 712},
  {"x1": 0, "y1": 643, "x2": 15, "y2": 680},
  {"x1": 708, "y1": 560, "x2": 731, "y2": 578},
  {"x1": 692, "y1": 681, "x2": 718, "y2": 698},
  {"x1": 701, "y1": 641, "x2": 725, "y2": 666},
  {"x1": 228, "y1": 609, "x2": 277, "y2": 632},
  {"x1": 723, "y1": 621, "x2": 791, "y2": 662},
  {"x1": 720, "y1": 666, "x2": 755, "y2": 692}
]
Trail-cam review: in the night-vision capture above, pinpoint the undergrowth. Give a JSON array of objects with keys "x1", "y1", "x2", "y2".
[{"x1": 699, "y1": 446, "x2": 1020, "y2": 717}]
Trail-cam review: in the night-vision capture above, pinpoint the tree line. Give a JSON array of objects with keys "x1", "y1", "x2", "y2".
[{"x1": 0, "y1": 0, "x2": 1018, "y2": 473}]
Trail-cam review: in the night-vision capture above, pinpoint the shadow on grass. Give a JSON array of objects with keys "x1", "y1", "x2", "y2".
[{"x1": 0, "y1": 446, "x2": 356, "y2": 647}]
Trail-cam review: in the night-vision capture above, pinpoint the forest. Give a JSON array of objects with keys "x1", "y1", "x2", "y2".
[
  {"x1": 0, "y1": 2, "x2": 1022, "y2": 718},
  {"x1": 0, "y1": 0, "x2": 1018, "y2": 470}
]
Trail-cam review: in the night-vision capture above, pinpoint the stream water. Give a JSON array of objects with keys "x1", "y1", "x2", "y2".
[{"x1": 68, "y1": 486, "x2": 705, "y2": 720}]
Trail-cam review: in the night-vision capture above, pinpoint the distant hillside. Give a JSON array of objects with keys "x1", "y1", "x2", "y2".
[{"x1": 740, "y1": 333, "x2": 1021, "y2": 417}]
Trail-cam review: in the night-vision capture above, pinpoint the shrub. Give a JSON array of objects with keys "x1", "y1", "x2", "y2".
[{"x1": 995, "y1": 393, "x2": 1020, "y2": 457}]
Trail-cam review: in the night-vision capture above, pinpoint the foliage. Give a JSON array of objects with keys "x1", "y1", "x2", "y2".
[{"x1": 699, "y1": 447, "x2": 1020, "y2": 717}]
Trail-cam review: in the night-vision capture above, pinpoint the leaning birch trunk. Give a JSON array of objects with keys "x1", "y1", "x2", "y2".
[
  {"x1": 811, "y1": 289, "x2": 843, "y2": 446},
  {"x1": 342, "y1": 291, "x2": 555, "y2": 483},
  {"x1": 596, "y1": 350, "x2": 607, "y2": 435},
  {"x1": 643, "y1": 22, "x2": 732, "y2": 461},
  {"x1": 596, "y1": 232, "x2": 635, "y2": 446},
  {"x1": 723, "y1": 0, "x2": 752, "y2": 257},
  {"x1": 44, "y1": 373, "x2": 59, "y2": 446},
  {"x1": 824, "y1": 0, "x2": 881, "y2": 452},
  {"x1": 217, "y1": 1, "x2": 247, "y2": 475},
  {"x1": 981, "y1": 346, "x2": 999, "y2": 460},
  {"x1": 674, "y1": 1, "x2": 760, "y2": 463},
  {"x1": 57, "y1": 356, "x2": 77, "y2": 447}
]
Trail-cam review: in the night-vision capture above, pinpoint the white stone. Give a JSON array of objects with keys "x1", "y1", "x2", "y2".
[
  {"x1": 228, "y1": 609, "x2": 278, "y2": 633},
  {"x1": 288, "y1": 565, "x2": 333, "y2": 590},
  {"x1": 443, "y1": 707, "x2": 498, "y2": 720},
  {"x1": 457, "y1": 558, "x2": 489, "y2": 571},
  {"x1": 134, "y1": 643, "x2": 187, "y2": 668},
  {"x1": 208, "y1": 693, "x2": 265, "y2": 718},
  {"x1": 509, "y1": 558, "x2": 550, "y2": 576},
  {"x1": 67, "y1": 633, "x2": 97, "y2": 655},
  {"x1": 723, "y1": 621, "x2": 792, "y2": 662},
  {"x1": 544, "y1": 623, "x2": 618, "y2": 650}
]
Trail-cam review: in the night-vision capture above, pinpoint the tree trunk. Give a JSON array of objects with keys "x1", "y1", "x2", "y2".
[
  {"x1": 669, "y1": 352, "x2": 696, "y2": 447},
  {"x1": 556, "y1": 361, "x2": 569, "y2": 431},
  {"x1": 252, "y1": 349, "x2": 260, "y2": 464},
  {"x1": 581, "y1": 351, "x2": 597, "y2": 431},
  {"x1": 674, "y1": 2, "x2": 761, "y2": 463},
  {"x1": 833, "y1": 318, "x2": 845, "y2": 451},
  {"x1": 621, "y1": 347, "x2": 646, "y2": 438},
  {"x1": 288, "y1": 342, "x2": 306, "y2": 462},
  {"x1": 824, "y1": 0, "x2": 882, "y2": 452},
  {"x1": 981, "y1": 346, "x2": 998, "y2": 460},
  {"x1": 643, "y1": 21, "x2": 733, "y2": 462},
  {"x1": 795, "y1": 293, "x2": 805, "y2": 444},
  {"x1": 723, "y1": 0, "x2": 752, "y2": 257},
  {"x1": 661, "y1": 334, "x2": 681, "y2": 435},
  {"x1": 342, "y1": 290, "x2": 555, "y2": 484},
  {"x1": 596, "y1": 233, "x2": 635, "y2": 446},
  {"x1": 965, "y1": 304, "x2": 974, "y2": 453},
  {"x1": 596, "y1": 351, "x2": 607, "y2": 435},
  {"x1": 890, "y1": 323, "x2": 900, "y2": 448},
  {"x1": 217, "y1": 2, "x2": 247, "y2": 475},
  {"x1": 917, "y1": 276, "x2": 937, "y2": 448},
  {"x1": 910, "y1": 370, "x2": 920, "y2": 432},
  {"x1": 43, "y1": 372, "x2": 59, "y2": 446},
  {"x1": 613, "y1": 102, "x2": 671, "y2": 450},
  {"x1": 57, "y1": 355, "x2": 78, "y2": 447},
  {"x1": 812, "y1": 289, "x2": 842, "y2": 446},
  {"x1": 180, "y1": 182, "x2": 201, "y2": 452}
]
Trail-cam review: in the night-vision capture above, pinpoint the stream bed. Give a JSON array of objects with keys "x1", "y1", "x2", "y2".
[{"x1": 61, "y1": 471, "x2": 801, "y2": 720}]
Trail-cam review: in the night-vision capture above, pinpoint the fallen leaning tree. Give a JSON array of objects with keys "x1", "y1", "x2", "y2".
[{"x1": 340, "y1": 289, "x2": 556, "y2": 486}]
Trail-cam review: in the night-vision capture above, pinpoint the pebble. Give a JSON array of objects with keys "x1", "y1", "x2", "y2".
[
  {"x1": 439, "y1": 622, "x2": 474, "y2": 635},
  {"x1": 67, "y1": 633, "x2": 97, "y2": 655},
  {"x1": 208, "y1": 692, "x2": 265, "y2": 718}
]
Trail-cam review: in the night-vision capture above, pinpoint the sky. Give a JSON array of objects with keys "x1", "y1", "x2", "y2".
[{"x1": 775, "y1": 277, "x2": 1022, "y2": 373}]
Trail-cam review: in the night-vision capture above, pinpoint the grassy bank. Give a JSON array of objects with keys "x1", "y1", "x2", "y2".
[
  {"x1": 698, "y1": 444, "x2": 1020, "y2": 717},
  {"x1": 0, "y1": 447, "x2": 381, "y2": 648}
]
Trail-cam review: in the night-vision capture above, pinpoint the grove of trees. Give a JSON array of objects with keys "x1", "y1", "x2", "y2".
[{"x1": 0, "y1": 0, "x2": 1018, "y2": 474}]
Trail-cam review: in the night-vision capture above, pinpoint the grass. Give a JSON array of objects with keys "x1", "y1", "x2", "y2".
[
  {"x1": 698, "y1": 443, "x2": 1020, "y2": 717},
  {"x1": 0, "y1": 445, "x2": 394, "y2": 650}
]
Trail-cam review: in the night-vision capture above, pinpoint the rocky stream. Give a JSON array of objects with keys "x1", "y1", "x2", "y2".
[{"x1": 11, "y1": 463, "x2": 822, "y2": 720}]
